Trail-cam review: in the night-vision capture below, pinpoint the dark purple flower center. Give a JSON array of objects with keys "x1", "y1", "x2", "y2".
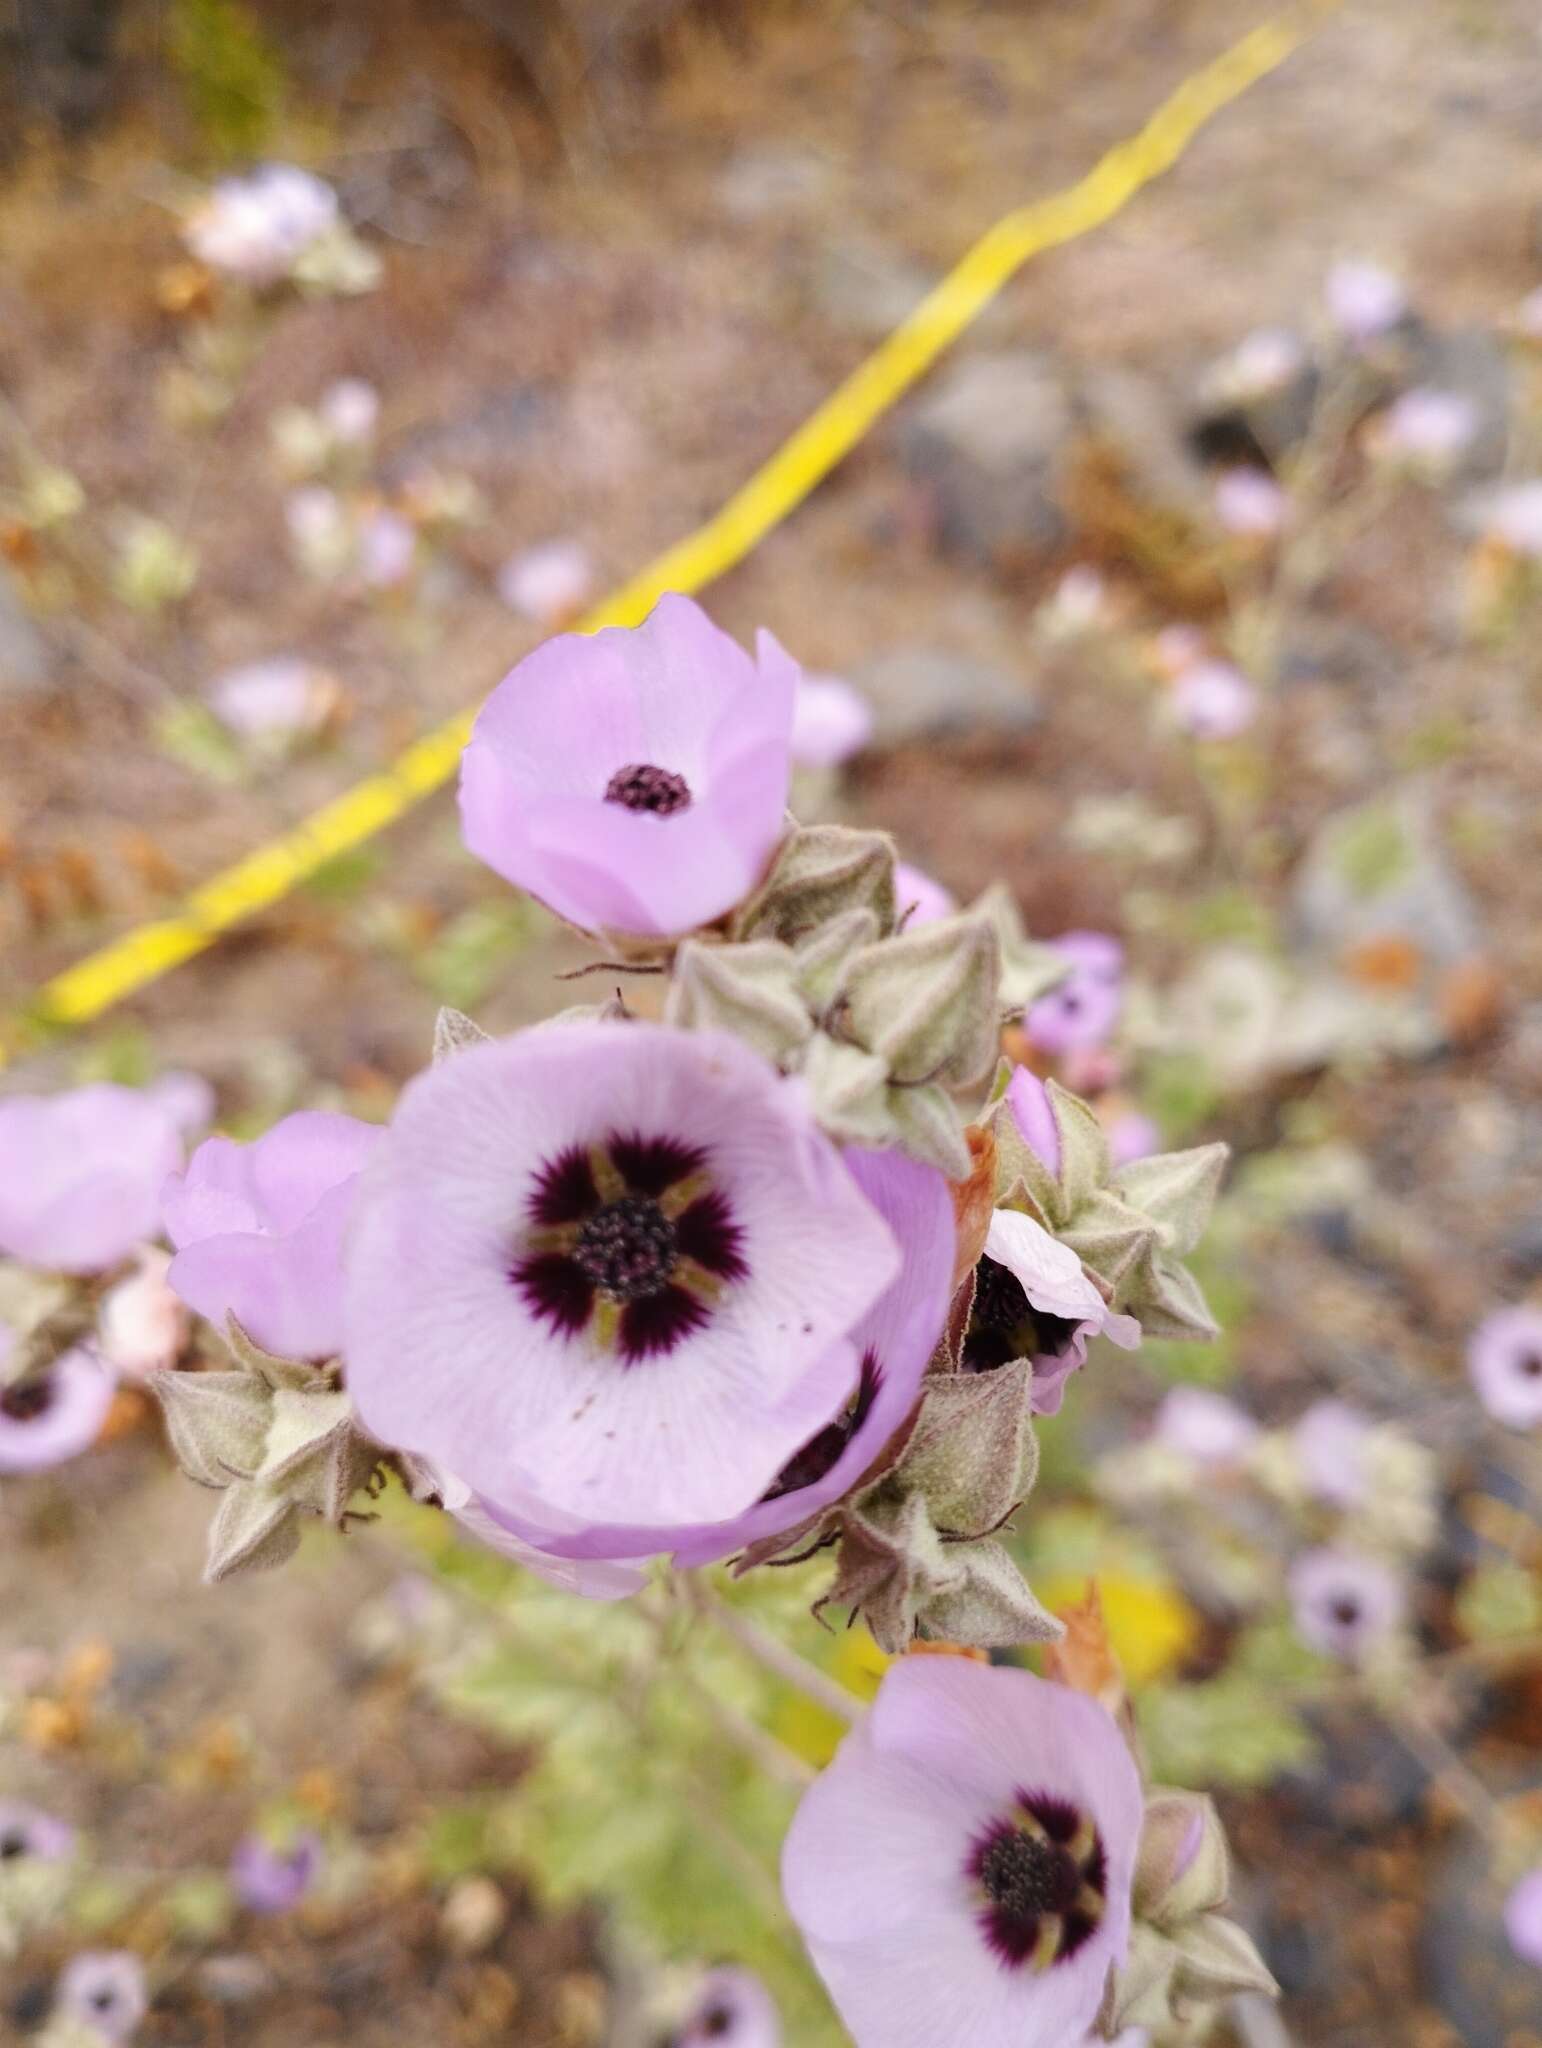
[
  {"x1": 0, "y1": 1826, "x2": 28, "y2": 1859},
  {"x1": 967, "y1": 1791, "x2": 1107, "y2": 1973},
  {"x1": 511, "y1": 1132, "x2": 747, "y2": 1366},
  {"x1": 0, "y1": 1378, "x2": 53, "y2": 1423},
  {"x1": 1515, "y1": 1349, "x2": 1542, "y2": 1380},
  {"x1": 962, "y1": 1256, "x2": 1080, "y2": 1373},
  {"x1": 698, "y1": 2005, "x2": 735, "y2": 2039},
  {"x1": 1330, "y1": 1594, "x2": 1361, "y2": 1628},
  {"x1": 574, "y1": 1195, "x2": 679, "y2": 1299},
  {"x1": 604, "y1": 763, "x2": 692, "y2": 816},
  {"x1": 763, "y1": 1350, "x2": 883, "y2": 1501}
]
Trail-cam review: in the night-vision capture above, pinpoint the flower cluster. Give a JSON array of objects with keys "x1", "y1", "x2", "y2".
[{"x1": 4, "y1": 594, "x2": 1257, "y2": 2045}]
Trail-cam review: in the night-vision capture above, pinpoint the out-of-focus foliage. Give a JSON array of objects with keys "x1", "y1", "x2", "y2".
[{"x1": 167, "y1": 0, "x2": 285, "y2": 159}]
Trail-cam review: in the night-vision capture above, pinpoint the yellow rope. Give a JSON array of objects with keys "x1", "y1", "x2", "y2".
[{"x1": 6, "y1": 4, "x2": 1331, "y2": 1065}]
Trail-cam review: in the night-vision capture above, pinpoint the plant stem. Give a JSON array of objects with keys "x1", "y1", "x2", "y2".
[{"x1": 688, "y1": 1578, "x2": 862, "y2": 1727}]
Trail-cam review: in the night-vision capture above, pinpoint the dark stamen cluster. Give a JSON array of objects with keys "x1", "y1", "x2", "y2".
[
  {"x1": 763, "y1": 1351, "x2": 883, "y2": 1501},
  {"x1": 575, "y1": 1195, "x2": 679, "y2": 1300},
  {"x1": 0, "y1": 1379, "x2": 52, "y2": 1423},
  {"x1": 0, "y1": 1827, "x2": 28, "y2": 1859},
  {"x1": 968, "y1": 1790, "x2": 1107, "y2": 1973},
  {"x1": 604, "y1": 763, "x2": 692, "y2": 816},
  {"x1": 512, "y1": 1131, "x2": 746, "y2": 1366},
  {"x1": 962, "y1": 1257, "x2": 1081, "y2": 1373}
]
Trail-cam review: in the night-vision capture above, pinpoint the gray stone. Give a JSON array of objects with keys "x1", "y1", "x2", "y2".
[
  {"x1": 851, "y1": 644, "x2": 1040, "y2": 748},
  {"x1": 901, "y1": 351, "x2": 1072, "y2": 563},
  {"x1": 0, "y1": 564, "x2": 50, "y2": 698},
  {"x1": 717, "y1": 145, "x2": 830, "y2": 220},
  {"x1": 1080, "y1": 364, "x2": 1214, "y2": 523},
  {"x1": 1189, "y1": 342, "x2": 1320, "y2": 467},
  {"x1": 815, "y1": 237, "x2": 934, "y2": 338},
  {"x1": 1292, "y1": 789, "x2": 1484, "y2": 973},
  {"x1": 1424, "y1": 1830, "x2": 1542, "y2": 2048}
]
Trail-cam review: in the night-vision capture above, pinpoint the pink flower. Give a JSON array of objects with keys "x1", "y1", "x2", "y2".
[
  {"x1": 207, "y1": 657, "x2": 332, "y2": 741},
  {"x1": 344, "y1": 1022, "x2": 900, "y2": 1530},
  {"x1": 56, "y1": 1950, "x2": 148, "y2": 2042},
  {"x1": 677, "y1": 1967, "x2": 782, "y2": 2048},
  {"x1": 0, "y1": 1800, "x2": 76, "y2": 1863},
  {"x1": 230, "y1": 1829, "x2": 322, "y2": 1915},
  {"x1": 163, "y1": 1112, "x2": 382, "y2": 1360},
  {"x1": 318, "y1": 378, "x2": 379, "y2": 445},
  {"x1": 1105, "y1": 1110, "x2": 1159, "y2": 1168},
  {"x1": 185, "y1": 164, "x2": 338, "y2": 285},
  {"x1": 1213, "y1": 468, "x2": 1287, "y2": 537},
  {"x1": 782, "y1": 1658, "x2": 1143, "y2": 2048},
  {"x1": 472, "y1": 1147, "x2": 953, "y2": 1569},
  {"x1": 1288, "y1": 1548, "x2": 1404, "y2": 1662},
  {"x1": 1294, "y1": 1399, "x2": 1372, "y2": 1506},
  {"x1": 1153, "y1": 1386, "x2": 1258, "y2": 1468},
  {"x1": 497, "y1": 540, "x2": 596, "y2": 626},
  {"x1": 460, "y1": 594, "x2": 796, "y2": 937},
  {"x1": 894, "y1": 862, "x2": 957, "y2": 929},
  {"x1": 791, "y1": 672, "x2": 874, "y2": 768},
  {"x1": 1372, "y1": 388, "x2": 1478, "y2": 474},
  {"x1": 1503, "y1": 1866, "x2": 1542, "y2": 1969},
  {"x1": 1005, "y1": 1068, "x2": 1061, "y2": 1179},
  {"x1": 98, "y1": 1248, "x2": 189, "y2": 1378},
  {"x1": 1467, "y1": 1306, "x2": 1542, "y2": 1429},
  {"x1": 0, "y1": 1085, "x2": 183, "y2": 1274},
  {"x1": 419, "y1": 1464, "x2": 647, "y2": 1598},
  {"x1": 1214, "y1": 327, "x2": 1305, "y2": 402},
  {"x1": 145, "y1": 1072, "x2": 215, "y2": 1138},
  {"x1": 1484, "y1": 483, "x2": 1542, "y2": 561},
  {"x1": 1025, "y1": 933, "x2": 1124, "y2": 1057},
  {"x1": 356, "y1": 507, "x2": 416, "y2": 588},
  {"x1": 1325, "y1": 259, "x2": 1406, "y2": 342},
  {"x1": 965, "y1": 1209, "x2": 1140, "y2": 1415},
  {"x1": 1171, "y1": 661, "x2": 1257, "y2": 741}
]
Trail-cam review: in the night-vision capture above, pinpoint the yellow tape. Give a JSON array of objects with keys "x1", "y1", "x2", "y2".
[{"x1": 7, "y1": 5, "x2": 1328, "y2": 1063}]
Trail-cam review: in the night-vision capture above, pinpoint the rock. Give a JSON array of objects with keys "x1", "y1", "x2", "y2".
[
  {"x1": 815, "y1": 237, "x2": 934, "y2": 337},
  {"x1": 1188, "y1": 342, "x2": 1320, "y2": 468},
  {"x1": 1080, "y1": 364, "x2": 1214, "y2": 524},
  {"x1": 851, "y1": 644, "x2": 1040, "y2": 748},
  {"x1": 1292, "y1": 790, "x2": 1484, "y2": 976},
  {"x1": 1424, "y1": 1830, "x2": 1542, "y2": 2048},
  {"x1": 900, "y1": 350, "x2": 1072, "y2": 562},
  {"x1": 0, "y1": 565, "x2": 50, "y2": 699},
  {"x1": 716, "y1": 145, "x2": 830, "y2": 220}
]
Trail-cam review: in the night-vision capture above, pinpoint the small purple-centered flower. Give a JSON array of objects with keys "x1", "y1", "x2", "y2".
[
  {"x1": 163, "y1": 1111, "x2": 382, "y2": 1360},
  {"x1": 1467, "y1": 1306, "x2": 1542, "y2": 1430},
  {"x1": 471, "y1": 1145, "x2": 953, "y2": 1569},
  {"x1": 55, "y1": 1950, "x2": 148, "y2": 2043},
  {"x1": 229, "y1": 1828, "x2": 323, "y2": 1915},
  {"x1": 0, "y1": 1348, "x2": 116, "y2": 1473},
  {"x1": 964, "y1": 1209, "x2": 1140, "y2": 1416},
  {"x1": 318, "y1": 377, "x2": 379, "y2": 445},
  {"x1": 1288, "y1": 1547, "x2": 1405, "y2": 1663},
  {"x1": 0, "y1": 1084, "x2": 184, "y2": 1274},
  {"x1": 0, "y1": 1799, "x2": 76, "y2": 1864},
  {"x1": 782, "y1": 1658, "x2": 1143, "y2": 2048},
  {"x1": 894, "y1": 861, "x2": 957, "y2": 930},
  {"x1": 1213, "y1": 468, "x2": 1287, "y2": 537},
  {"x1": 344, "y1": 1022, "x2": 901, "y2": 1531},
  {"x1": 676, "y1": 1966, "x2": 782, "y2": 2047},
  {"x1": 1294, "y1": 1399, "x2": 1372, "y2": 1506},
  {"x1": 459, "y1": 593, "x2": 796, "y2": 937},
  {"x1": 1503, "y1": 1866, "x2": 1542, "y2": 1969},
  {"x1": 790, "y1": 671, "x2": 874, "y2": 769},
  {"x1": 1153, "y1": 1386, "x2": 1258, "y2": 1469},
  {"x1": 497, "y1": 539, "x2": 596, "y2": 626},
  {"x1": 1024, "y1": 933, "x2": 1124, "y2": 1057},
  {"x1": 1325, "y1": 259, "x2": 1406, "y2": 343},
  {"x1": 1005, "y1": 1067, "x2": 1061, "y2": 1180},
  {"x1": 1171, "y1": 661, "x2": 1257, "y2": 741}
]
